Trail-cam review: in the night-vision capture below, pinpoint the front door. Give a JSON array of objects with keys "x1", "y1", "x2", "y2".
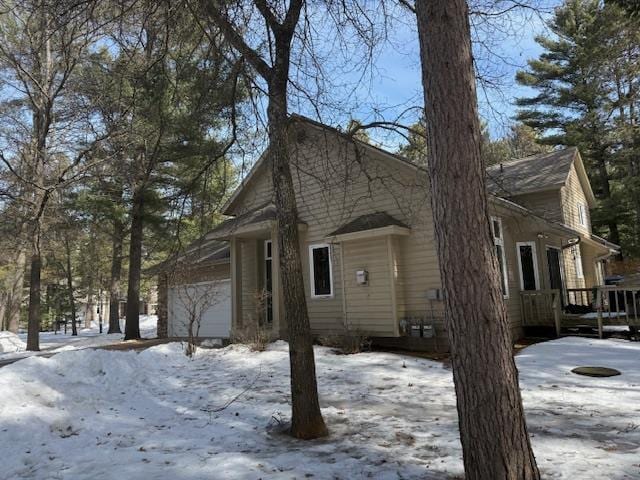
[{"x1": 547, "y1": 247, "x2": 564, "y2": 301}]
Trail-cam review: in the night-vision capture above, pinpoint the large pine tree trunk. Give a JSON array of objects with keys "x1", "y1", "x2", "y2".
[
  {"x1": 415, "y1": 1, "x2": 540, "y2": 478},
  {"x1": 268, "y1": 74, "x2": 327, "y2": 439},
  {"x1": 108, "y1": 219, "x2": 124, "y2": 334},
  {"x1": 26, "y1": 249, "x2": 41, "y2": 351},
  {"x1": 124, "y1": 189, "x2": 143, "y2": 340}
]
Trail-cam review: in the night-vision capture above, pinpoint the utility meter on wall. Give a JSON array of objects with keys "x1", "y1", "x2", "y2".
[{"x1": 356, "y1": 269, "x2": 368, "y2": 285}]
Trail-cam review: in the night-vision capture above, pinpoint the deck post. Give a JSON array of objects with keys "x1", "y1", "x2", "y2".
[{"x1": 596, "y1": 288, "x2": 603, "y2": 339}]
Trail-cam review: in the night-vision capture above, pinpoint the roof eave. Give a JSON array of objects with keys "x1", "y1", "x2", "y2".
[
  {"x1": 221, "y1": 149, "x2": 269, "y2": 215},
  {"x1": 326, "y1": 224, "x2": 411, "y2": 243}
]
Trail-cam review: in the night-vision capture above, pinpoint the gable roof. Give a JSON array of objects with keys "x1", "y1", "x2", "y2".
[
  {"x1": 486, "y1": 147, "x2": 596, "y2": 206},
  {"x1": 221, "y1": 114, "x2": 425, "y2": 215},
  {"x1": 205, "y1": 202, "x2": 278, "y2": 239},
  {"x1": 223, "y1": 116, "x2": 597, "y2": 221},
  {"x1": 329, "y1": 212, "x2": 409, "y2": 237}
]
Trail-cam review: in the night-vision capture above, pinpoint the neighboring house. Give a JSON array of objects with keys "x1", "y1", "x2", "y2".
[{"x1": 158, "y1": 115, "x2": 619, "y2": 351}]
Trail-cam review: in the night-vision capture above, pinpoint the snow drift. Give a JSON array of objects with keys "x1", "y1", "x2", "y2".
[{"x1": 0, "y1": 331, "x2": 25, "y2": 353}]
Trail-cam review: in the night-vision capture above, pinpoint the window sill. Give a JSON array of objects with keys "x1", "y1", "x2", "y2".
[{"x1": 311, "y1": 294, "x2": 333, "y2": 300}]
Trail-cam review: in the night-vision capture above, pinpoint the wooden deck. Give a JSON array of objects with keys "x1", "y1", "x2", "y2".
[{"x1": 520, "y1": 286, "x2": 640, "y2": 339}]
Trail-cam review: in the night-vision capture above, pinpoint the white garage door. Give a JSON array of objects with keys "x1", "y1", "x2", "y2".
[{"x1": 168, "y1": 280, "x2": 231, "y2": 338}]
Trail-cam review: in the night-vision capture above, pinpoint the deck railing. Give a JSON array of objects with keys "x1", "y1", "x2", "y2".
[
  {"x1": 520, "y1": 285, "x2": 640, "y2": 338},
  {"x1": 520, "y1": 289, "x2": 563, "y2": 336},
  {"x1": 565, "y1": 288, "x2": 595, "y2": 307}
]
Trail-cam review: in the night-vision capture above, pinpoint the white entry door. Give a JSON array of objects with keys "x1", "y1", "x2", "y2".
[{"x1": 168, "y1": 279, "x2": 231, "y2": 338}]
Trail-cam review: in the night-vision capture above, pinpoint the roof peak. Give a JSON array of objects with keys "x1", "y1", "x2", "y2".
[{"x1": 488, "y1": 147, "x2": 578, "y2": 169}]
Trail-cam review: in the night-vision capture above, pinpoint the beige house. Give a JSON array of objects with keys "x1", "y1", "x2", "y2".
[{"x1": 162, "y1": 115, "x2": 619, "y2": 350}]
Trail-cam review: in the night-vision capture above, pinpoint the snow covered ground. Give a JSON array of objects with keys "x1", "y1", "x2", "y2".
[
  {"x1": 0, "y1": 315, "x2": 158, "y2": 361},
  {"x1": 0, "y1": 337, "x2": 639, "y2": 479}
]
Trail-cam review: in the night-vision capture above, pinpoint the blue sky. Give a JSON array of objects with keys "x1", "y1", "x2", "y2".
[{"x1": 292, "y1": 3, "x2": 558, "y2": 148}]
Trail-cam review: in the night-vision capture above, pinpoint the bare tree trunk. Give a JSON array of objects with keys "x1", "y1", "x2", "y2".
[
  {"x1": 108, "y1": 219, "x2": 124, "y2": 334},
  {"x1": 2, "y1": 249, "x2": 26, "y2": 332},
  {"x1": 84, "y1": 293, "x2": 94, "y2": 328},
  {"x1": 268, "y1": 78, "x2": 327, "y2": 439},
  {"x1": 0, "y1": 294, "x2": 7, "y2": 331},
  {"x1": 415, "y1": 2, "x2": 540, "y2": 479},
  {"x1": 203, "y1": 0, "x2": 326, "y2": 439},
  {"x1": 8, "y1": 250, "x2": 26, "y2": 332},
  {"x1": 125, "y1": 188, "x2": 143, "y2": 340},
  {"x1": 26, "y1": 249, "x2": 41, "y2": 351},
  {"x1": 64, "y1": 235, "x2": 77, "y2": 336},
  {"x1": 84, "y1": 235, "x2": 96, "y2": 329}
]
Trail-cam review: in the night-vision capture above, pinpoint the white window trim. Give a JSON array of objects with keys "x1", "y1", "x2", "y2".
[
  {"x1": 573, "y1": 245, "x2": 584, "y2": 279},
  {"x1": 577, "y1": 203, "x2": 587, "y2": 227},
  {"x1": 308, "y1": 243, "x2": 334, "y2": 299},
  {"x1": 490, "y1": 216, "x2": 509, "y2": 299},
  {"x1": 516, "y1": 241, "x2": 540, "y2": 291}
]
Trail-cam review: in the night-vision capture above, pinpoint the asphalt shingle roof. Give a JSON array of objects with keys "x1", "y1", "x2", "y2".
[
  {"x1": 486, "y1": 147, "x2": 578, "y2": 198},
  {"x1": 329, "y1": 212, "x2": 409, "y2": 237}
]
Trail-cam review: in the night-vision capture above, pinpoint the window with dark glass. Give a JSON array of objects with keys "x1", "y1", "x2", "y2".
[
  {"x1": 518, "y1": 244, "x2": 538, "y2": 291},
  {"x1": 310, "y1": 245, "x2": 332, "y2": 297}
]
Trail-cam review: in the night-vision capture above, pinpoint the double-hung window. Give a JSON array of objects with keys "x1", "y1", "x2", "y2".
[
  {"x1": 309, "y1": 244, "x2": 333, "y2": 298},
  {"x1": 491, "y1": 217, "x2": 509, "y2": 298}
]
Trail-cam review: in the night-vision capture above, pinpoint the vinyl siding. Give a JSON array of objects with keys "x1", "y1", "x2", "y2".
[
  {"x1": 507, "y1": 190, "x2": 563, "y2": 223},
  {"x1": 225, "y1": 125, "x2": 599, "y2": 349},
  {"x1": 228, "y1": 126, "x2": 446, "y2": 343},
  {"x1": 341, "y1": 237, "x2": 394, "y2": 335},
  {"x1": 240, "y1": 239, "x2": 259, "y2": 325},
  {"x1": 561, "y1": 164, "x2": 591, "y2": 234},
  {"x1": 501, "y1": 162, "x2": 592, "y2": 294}
]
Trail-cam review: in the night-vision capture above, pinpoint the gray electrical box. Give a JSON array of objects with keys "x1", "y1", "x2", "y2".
[
  {"x1": 422, "y1": 324, "x2": 435, "y2": 338},
  {"x1": 356, "y1": 269, "x2": 368, "y2": 285},
  {"x1": 410, "y1": 324, "x2": 422, "y2": 337}
]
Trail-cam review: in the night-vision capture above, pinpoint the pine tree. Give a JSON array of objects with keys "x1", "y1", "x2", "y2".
[
  {"x1": 415, "y1": 1, "x2": 540, "y2": 477},
  {"x1": 516, "y1": 0, "x2": 640, "y2": 256},
  {"x1": 82, "y1": 1, "x2": 242, "y2": 339}
]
